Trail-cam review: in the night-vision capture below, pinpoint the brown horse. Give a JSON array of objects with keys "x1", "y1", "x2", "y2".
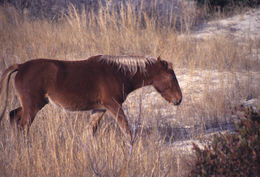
[{"x1": 0, "y1": 55, "x2": 182, "y2": 140}]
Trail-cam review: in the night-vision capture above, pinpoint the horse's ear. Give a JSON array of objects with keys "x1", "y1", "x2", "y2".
[
  {"x1": 168, "y1": 62, "x2": 173, "y2": 69},
  {"x1": 162, "y1": 61, "x2": 168, "y2": 69},
  {"x1": 157, "y1": 56, "x2": 168, "y2": 69}
]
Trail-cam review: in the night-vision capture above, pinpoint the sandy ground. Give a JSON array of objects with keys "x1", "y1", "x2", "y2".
[
  {"x1": 175, "y1": 8, "x2": 260, "y2": 151},
  {"x1": 192, "y1": 8, "x2": 260, "y2": 39},
  {"x1": 125, "y1": 8, "x2": 260, "y2": 151},
  {"x1": 125, "y1": 69, "x2": 260, "y2": 127}
]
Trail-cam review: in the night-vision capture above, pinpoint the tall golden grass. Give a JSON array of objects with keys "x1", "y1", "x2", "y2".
[
  {"x1": 1, "y1": 3, "x2": 259, "y2": 69},
  {"x1": 0, "y1": 3, "x2": 259, "y2": 177}
]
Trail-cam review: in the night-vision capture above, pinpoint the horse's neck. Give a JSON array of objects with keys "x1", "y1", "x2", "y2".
[
  {"x1": 127, "y1": 67, "x2": 155, "y2": 91},
  {"x1": 130, "y1": 76, "x2": 151, "y2": 90}
]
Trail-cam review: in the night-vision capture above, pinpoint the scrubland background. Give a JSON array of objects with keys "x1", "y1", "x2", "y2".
[{"x1": 0, "y1": 0, "x2": 260, "y2": 176}]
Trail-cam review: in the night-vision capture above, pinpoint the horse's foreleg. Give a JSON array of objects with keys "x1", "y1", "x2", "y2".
[
  {"x1": 88, "y1": 109, "x2": 106, "y2": 135},
  {"x1": 105, "y1": 103, "x2": 132, "y2": 142}
]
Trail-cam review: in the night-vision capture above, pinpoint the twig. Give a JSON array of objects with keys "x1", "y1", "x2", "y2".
[
  {"x1": 132, "y1": 80, "x2": 144, "y2": 143},
  {"x1": 77, "y1": 137, "x2": 103, "y2": 177}
]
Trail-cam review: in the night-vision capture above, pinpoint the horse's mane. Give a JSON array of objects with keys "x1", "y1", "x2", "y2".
[{"x1": 98, "y1": 55, "x2": 156, "y2": 76}]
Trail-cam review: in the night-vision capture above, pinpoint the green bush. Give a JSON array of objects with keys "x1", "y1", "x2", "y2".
[
  {"x1": 189, "y1": 107, "x2": 260, "y2": 177},
  {"x1": 196, "y1": 0, "x2": 260, "y2": 10}
]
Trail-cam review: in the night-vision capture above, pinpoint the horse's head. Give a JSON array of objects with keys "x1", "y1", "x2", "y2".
[{"x1": 152, "y1": 57, "x2": 182, "y2": 105}]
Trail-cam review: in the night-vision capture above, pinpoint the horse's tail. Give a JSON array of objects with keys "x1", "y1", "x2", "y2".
[{"x1": 0, "y1": 64, "x2": 19, "y2": 122}]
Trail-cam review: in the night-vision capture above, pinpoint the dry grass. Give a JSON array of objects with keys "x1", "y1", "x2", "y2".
[
  {"x1": 1, "y1": 3, "x2": 259, "y2": 69},
  {"x1": 0, "y1": 2, "x2": 260, "y2": 177},
  {"x1": 0, "y1": 100, "x2": 193, "y2": 177}
]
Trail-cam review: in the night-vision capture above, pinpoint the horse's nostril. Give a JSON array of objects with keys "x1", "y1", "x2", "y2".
[
  {"x1": 178, "y1": 97, "x2": 182, "y2": 104},
  {"x1": 174, "y1": 97, "x2": 182, "y2": 105}
]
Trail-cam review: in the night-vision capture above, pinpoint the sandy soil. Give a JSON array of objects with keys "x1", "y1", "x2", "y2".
[
  {"x1": 193, "y1": 8, "x2": 260, "y2": 39},
  {"x1": 125, "y1": 8, "x2": 260, "y2": 151}
]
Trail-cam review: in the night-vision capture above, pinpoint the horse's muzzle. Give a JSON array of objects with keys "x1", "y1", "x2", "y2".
[{"x1": 173, "y1": 97, "x2": 182, "y2": 106}]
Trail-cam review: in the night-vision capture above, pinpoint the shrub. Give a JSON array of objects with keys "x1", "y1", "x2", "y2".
[
  {"x1": 189, "y1": 107, "x2": 260, "y2": 177},
  {"x1": 196, "y1": 0, "x2": 260, "y2": 11}
]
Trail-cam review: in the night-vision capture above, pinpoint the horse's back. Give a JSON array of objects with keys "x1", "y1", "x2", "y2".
[
  {"x1": 15, "y1": 59, "x2": 60, "y2": 90},
  {"x1": 13, "y1": 57, "x2": 127, "y2": 111}
]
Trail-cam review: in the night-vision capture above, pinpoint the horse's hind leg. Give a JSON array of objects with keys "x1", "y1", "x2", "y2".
[
  {"x1": 12, "y1": 93, "x2": 48, "y2": 132},
  {"x1": 18, "y1": 102, "x2": 47, "y2": 132},
  {"x1": 88, "y1": 109, "x2": 106, "y2": 135},
  {"x1": 10, "y1": 107, "x2": 22, "y2": 128}
]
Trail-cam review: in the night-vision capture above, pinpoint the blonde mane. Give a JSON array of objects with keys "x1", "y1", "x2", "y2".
[{"x1": 99, "y1": 55, "x2": 156, "y2": 76}]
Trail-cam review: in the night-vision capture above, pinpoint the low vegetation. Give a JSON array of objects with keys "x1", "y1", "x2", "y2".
[
  {"x1": 0, "y1": 1, "x2": 259, "y2": 176},
  {"x1": 190, "y1": 107, "x2": 260, "y2": 176},
  {"x1": 196, "y1": 0, "x2": 260, "y2": 11}
]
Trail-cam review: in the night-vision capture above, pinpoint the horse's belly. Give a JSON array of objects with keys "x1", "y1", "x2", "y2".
[{"x1": 46, "y1": 93, "x2": 102, "y2": 111}]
